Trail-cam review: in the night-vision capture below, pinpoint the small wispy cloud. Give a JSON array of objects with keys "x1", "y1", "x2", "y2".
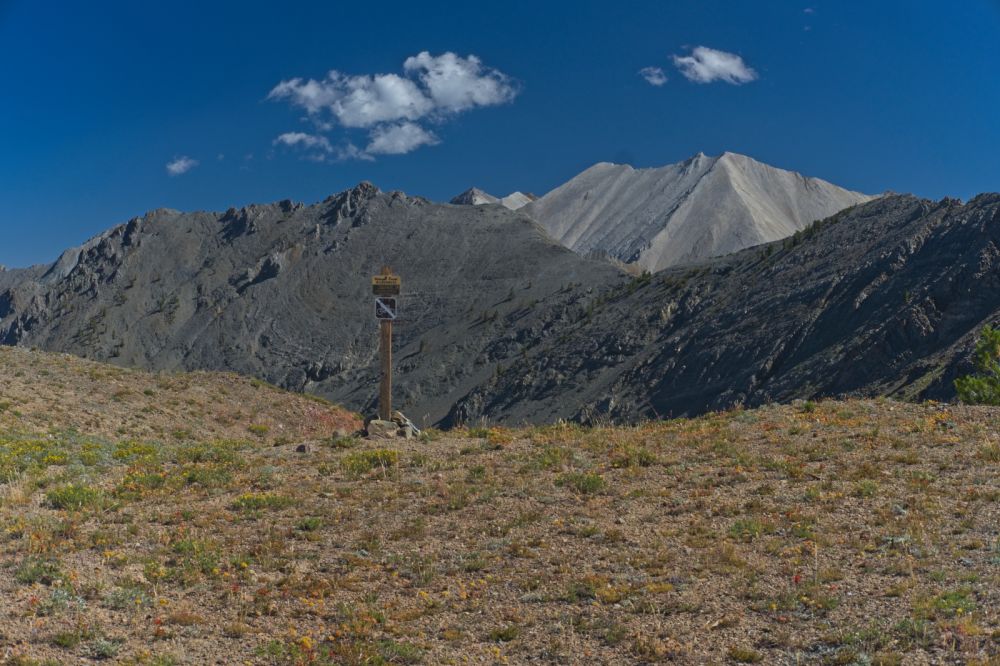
[
  {"x1": 804, "y1": 7, "x2": 815, "y2": 14},
  {"x1": 638, "y1": 66, "x2": 668, "y2": 86},
  {"x1": 672, "y1": 46, "x2": 758, "y2": 85},
  {"x1": 273, "y1": 131, "x2": 333, "y2": 152},
  {"x1": 166, "y1": 156, "x2": 199, "y2": 176},
  {"x1": 268, "y1": 51, "x2": 518, "y2": 159}
]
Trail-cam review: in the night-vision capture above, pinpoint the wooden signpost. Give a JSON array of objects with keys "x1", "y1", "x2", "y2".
[{"x1": 372, "y1": 267, "x2": 401, "y2": 421}]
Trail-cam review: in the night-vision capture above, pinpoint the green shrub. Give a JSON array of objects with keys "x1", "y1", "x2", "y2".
[
  {"x1": 728, "y1": 646, "x2": 763, "y2": 663},
  {"x1": 231, "y1": 492, "x2": 293, "y2": 512},
  {"x1": 46, "y1": 483, "x2": 101, "y2": 510},
  {"x1": 854, "y1": 480, "x2": 879, "y2": 498},
  {"x1": 728, "y1": 519, "x2": 774, "y2": 541},
  {"x1": 489, "y1": 625, "x2": 520, "y2": 642},
  {"x1": 556, "y1": 472, "x2": 605, "y2": 494},
  {"x1": 296, "y1": 517, "x2": 323, "y2": 532},
  {"x1": 341, "y1": 449, "x2": 399, "y2": 477},
  {"x1": 89, "y1": 637, "x2": 123, "y2": 659},
  {"x1": 955, "y1": 325, "x2": 1000, "y2": 404},
  {"x1": 611, "y1": 445, "x2": 655, "y2": 468},
  {"x1": 15, "y1": 557, "x2": 64, "y2": 585}
]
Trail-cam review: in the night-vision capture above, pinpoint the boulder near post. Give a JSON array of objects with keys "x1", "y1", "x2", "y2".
[{"x1": 372, "y1": 267, "x2": 401, "y2": 422}]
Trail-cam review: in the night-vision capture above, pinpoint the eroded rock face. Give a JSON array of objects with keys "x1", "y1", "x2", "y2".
[{"x1": 446, "y1": 193, "x2": 1000, "y2": 425}]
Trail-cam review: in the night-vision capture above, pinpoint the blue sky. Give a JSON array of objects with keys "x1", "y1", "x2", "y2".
[{"x1": 1, "y1": 0, "x2": 999, "y2": 267}]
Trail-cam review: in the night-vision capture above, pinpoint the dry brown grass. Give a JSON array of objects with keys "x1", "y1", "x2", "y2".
[{"x1": 0, "y1": 349, "x2": 998, "y2": 664}]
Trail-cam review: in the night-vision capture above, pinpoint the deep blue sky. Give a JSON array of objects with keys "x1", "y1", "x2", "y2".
[{"x1": 2, "y1": 0, "x2": 999, "y2": 267}]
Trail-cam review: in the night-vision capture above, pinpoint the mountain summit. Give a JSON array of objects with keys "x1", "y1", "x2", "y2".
[
  {"x1": 450, "y1": 188, "x2": 536, "y2": 210},
  {"x1": 522, "y1": 152, "x2": 877, "y2": 272}
]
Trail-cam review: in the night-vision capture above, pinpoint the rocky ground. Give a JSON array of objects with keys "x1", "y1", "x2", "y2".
[{"x1": 0, "y1": 348, "x2": 998, "y2": 664}]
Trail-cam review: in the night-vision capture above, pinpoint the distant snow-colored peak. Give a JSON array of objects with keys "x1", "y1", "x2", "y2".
[
  {"x1": 500, "y1": 192, "x2": 536, "y2": 210},
  {"x1": 451, "y1": 188, "x2": 535, "y2": 210},
  {"x1": 450, "y1": 188, "x2": 500, "y2": 206},
  {"x1": 522, "y1": 151, "x2": 878, "y2": 272}
]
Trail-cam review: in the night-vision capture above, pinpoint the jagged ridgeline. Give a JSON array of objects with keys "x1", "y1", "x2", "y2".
[
  {"x1": 2, "y1": 187, "x2": 1000, "y2": 425},
  {"x1": 0, "y1": 183, "x2": 624, "y2": 425},
  {"x1": 448, "y1": 194, "x2": 1000, "y2": 424}
]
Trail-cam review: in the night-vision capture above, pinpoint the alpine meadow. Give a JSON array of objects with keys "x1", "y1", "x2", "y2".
[{"x1": 1, "y1": 2, "x2": 998, "y2": 664}]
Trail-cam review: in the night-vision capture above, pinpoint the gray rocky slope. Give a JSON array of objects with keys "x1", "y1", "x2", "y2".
[
  {"x1": 2, "y1": 187, "x2": 999, "y2": 426},
  {"x1": 0, "y1": 184, "x2": 624, "y2": 425},
  {"x1": 522, "y1": 152, "x2": 877, "y2": 272},
  {"x1": 446, "y1": 193, "x2": 1000, "y2": 424}
]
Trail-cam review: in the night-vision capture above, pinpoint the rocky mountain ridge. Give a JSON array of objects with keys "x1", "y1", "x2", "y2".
[
  {"x1": 2, "y1": 185, "x2": 998, "y2": 425},
  {"x1": 0, "y1": 183, "x2": 623, "y2": 424},
  {"x1": 448, "y1": 193, "x2": 1000, "y2": 424}
]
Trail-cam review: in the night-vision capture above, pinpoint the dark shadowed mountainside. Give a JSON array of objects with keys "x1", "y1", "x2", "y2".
[{"x1": 447, "y1": 193, "x2": 1000, "y2": 424}]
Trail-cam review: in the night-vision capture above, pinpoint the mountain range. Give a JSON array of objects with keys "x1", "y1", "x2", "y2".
[
  {"x1": 1, "y1": 154, "x2": 995, "y2": 425},
  {"x1": 449, "y1": 193, "x2": 1000, "y2": 424},
  {"x1": 0, "y1": 183, "x2": 621, "y2": 425}
]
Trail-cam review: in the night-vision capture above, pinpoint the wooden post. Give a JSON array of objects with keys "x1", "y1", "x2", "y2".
[
  {"x1": 378, "y1": 266, "x2": 393, "y2": 421},
  {"x1": 379, "y1": 318, "x2": 392, "y2": 420}
]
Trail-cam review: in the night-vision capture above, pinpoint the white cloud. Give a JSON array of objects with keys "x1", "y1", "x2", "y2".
[
  {"x1": 638, "y1": 66, "x2": 668, "y2": 86},
  {"x1": 334, "y1": 143, "x2": 375, "y2": 162},
  {"x1": 166, "y1": 156, "x2": 198, "y2": 176},
  {"x1": 804, "y1": 7, "x2": 815, "y2": 13},
  {"x1": 268, "y1": 52, "x2": 516, "y2": 159},
  {"x1": 365, "y1": 122, "x2": 440, "y2": 155},
  {"x1": 402, "y1": 51, "x2": 517, "y2": 112},
  {"x1": 269, "y1": 72, "x2": 433, "y2": 128},
  {"x1": 672, "y1": 46, "x2": 758, "y2": 85},
  {"x1": 273, "y1": 131, "x2": 333, "y2": 152},
  {"x1": 271, "y1": 132, "x2": 378, "y2": 162}
]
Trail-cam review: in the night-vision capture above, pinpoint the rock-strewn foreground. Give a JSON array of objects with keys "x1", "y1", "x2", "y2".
[
  {"x1": 0, "y1": 349, "x2": 997, "y2": 664},
  {"x1": 2, "y1": 187, "x2": 1000, "y2": 426}
]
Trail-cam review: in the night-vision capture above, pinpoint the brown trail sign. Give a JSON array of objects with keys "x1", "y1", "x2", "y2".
[
  {"x1": 373, "y1": 267, "x2": 400, "y2": 421},
  {"x1": 372, "y1": 273, "x2": 401, "y2": 297}
]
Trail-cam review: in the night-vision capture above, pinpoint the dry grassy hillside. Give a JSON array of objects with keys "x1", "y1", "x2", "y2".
[{"x1": 0, "y1": 348, "x2": 998, "y2": 664}]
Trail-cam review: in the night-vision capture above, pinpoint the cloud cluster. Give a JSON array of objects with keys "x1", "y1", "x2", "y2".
[
  {"x1": 638, "y1": 66, "x2": 667, "y2": 86},
  {"x1": 671, "y1": 46, "x2": 758, "y2": 85},
  {"x1": 269, "y1": 52, "x2": 517, "y2": 159},
  {"x1": 640, "y1": 46, "x2": 758, "y2": 87},
  {"x1": 166, "y1": 156, "x2": 198, "y2": 176}
]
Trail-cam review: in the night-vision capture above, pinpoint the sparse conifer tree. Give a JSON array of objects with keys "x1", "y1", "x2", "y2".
[{"x1": 955, "y1": 325, "x2": 1000, "y2": 404}]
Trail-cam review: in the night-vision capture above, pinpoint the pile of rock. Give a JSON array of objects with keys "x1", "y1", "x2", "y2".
[{"x1": 366, "y1": 411, "x2": 420, "y2": 439}]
